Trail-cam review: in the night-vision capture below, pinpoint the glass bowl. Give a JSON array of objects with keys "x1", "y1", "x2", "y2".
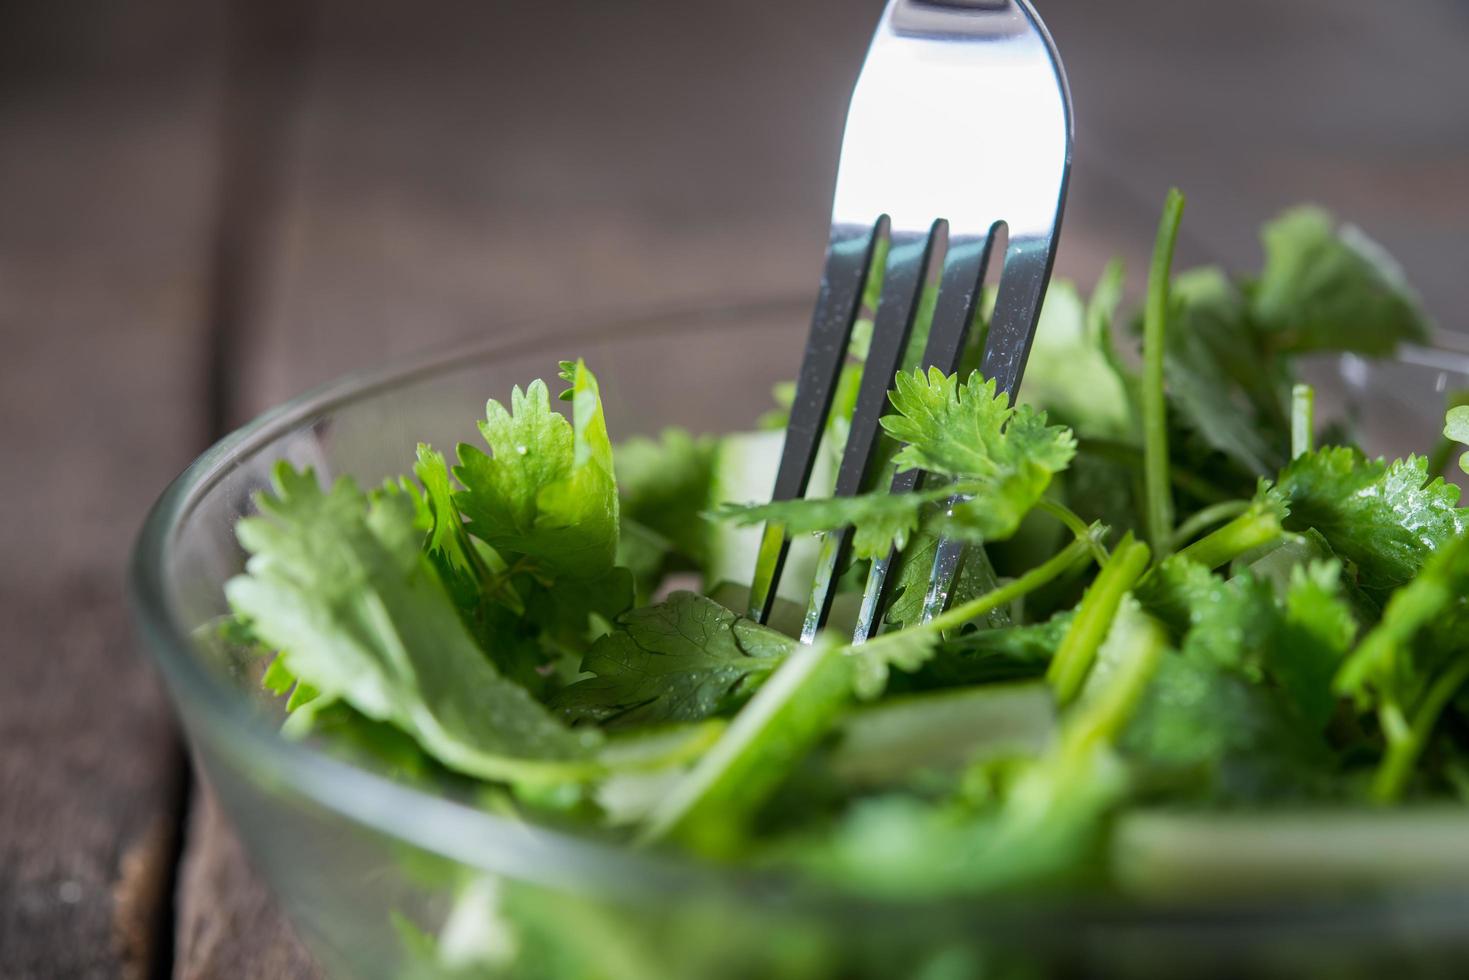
[{"x1": 131, "y1": 300, "x2": 1469, "y2": 979}]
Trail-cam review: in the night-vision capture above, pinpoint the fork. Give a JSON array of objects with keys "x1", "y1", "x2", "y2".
[{"x1": 746, "y1": 0, "x2": 1072, "y2": 643}]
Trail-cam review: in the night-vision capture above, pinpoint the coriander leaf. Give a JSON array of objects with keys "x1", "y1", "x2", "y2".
[
  {"x1": 1445, "y1": 406, "x2": 1469, "y2": 475},
  {"x1": 1121, "y1": 649, "x2": 1337, "y2": 804},
  {"x1": 1275, "y1": 447, "x2": 1465, "y2": 596},
  {"x1": 1139, "y1": 553, "x2": 1353, "y2": 732},
  {"x1": 885, "y1": 367, "x2": 1076, "y2": 541},
  {"x1": 641, "y1": 634, "x2": 852, "y2": 856},
  {"x1": 1127, "y1": 560, "x2": 1344, "y2": 801},
  {"x1": 523, "y1": 564, "x2": 635, "y2": 650},
  {"x1": 414, "y1": 444, "x2": 491, "y2": 603},
  {"x1": 1165, "y1": 267, "x2": 1286, "y2": 475},
  {"x1": 227, "y1": 462, "x2": 599, "y2": 785},
  {"x1": 1335, "y1": 531, "x2": 1469, "y2": 710},
  {"x1": 1137, "y1": 557, "x2": 1278, "y2": 678},
  {"x1": 1251, "y1": 206, "x2": 1432, "y2": 356},
  {"x1": 882, "y1": 530, "x2": 1011, "y2": 632},
  {"x1": 1017, "y1": 278, "x2": 1134, "y2": 440},
  {"x1": 714, "y1": 487, "x2": 942, "y2": 561},
  {"x1": 550, "y1": 592, "x2": 791, "y2": 730},
  {"x1": 261, "y1": 654, "x2": 296, "y2": 696},
  {"x1": 884, "y1": 367, "x2": 1077, "y2": 483},
  {"x1": 616, "y1": 428, "x2": 718, "y2": 564},
  {"x1": 415, "y1": 444, "x2": 576, "y2": 691},
  {"x1": 455, "y1": 359, "x2": 619, "y2": 581},
  {"x1": 890, "y1": 612, "x2": 1072, "y2": 692},
  {"x1": 1270, "y1": 560, "x2": 1357, "y2": 730},
  {"x1": 854, "y1": 533, "x2": 1103, "y2": 700},
  {"x1": 717, "y1": 369, "x2": 1076, "y2": 559},
  {"x1": 616, "y1": 517, "x2": 671, "y2": 598},
  {"x1": 805, "y1": 606, "x2": 1164, "y2": 898}
]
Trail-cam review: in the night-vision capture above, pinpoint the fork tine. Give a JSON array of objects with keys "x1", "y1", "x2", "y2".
[
  {"x1": 851, "y1": 226, "x2": 999, "y2": 642},
  {"x1": 798, "y1": 223, "x2": 941, "y2": 642},
  {"x1": 748, "y1": 220, "x2": 884, "y2": 624},
  {"x1": 918, "y1": 234, "x2": 1065, "y2": 623}
]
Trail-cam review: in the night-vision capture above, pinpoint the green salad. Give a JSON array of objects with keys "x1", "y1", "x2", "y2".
[{"x1": 225, "y1": 192, "x2": 1469, "y2": 898}]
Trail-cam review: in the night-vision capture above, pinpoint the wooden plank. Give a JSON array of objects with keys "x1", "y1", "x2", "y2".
[
  {"x1": 1043, "y1": 0, "x2": 1469, "y2": 314},
  {"x1": 174, "y1": 790, "x2": 322, "y2": 980},
  {"x1": 0, "y1": 54, "x2": 221, "y2": 980},
  {"x1": 168, "y1": 1, "x2": 327, "y2": 977},
  {"x1": 230, "y1": 0, "x2": 877, "y2": 418}
]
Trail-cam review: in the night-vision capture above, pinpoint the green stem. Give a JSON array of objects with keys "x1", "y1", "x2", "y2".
[
  {"x1": 1064, "y1": 605, "x2": 1168, "y2": 751},
  {"x1": 1372, "y1": 658, "x2": 1469, "y2": 804},
  {"x1": 1037, "y1": 498, "x2": 1109, "y2": 563},
  {"x1": 1142, "y1": 188, "x2": 1186, "y2": 560},
  {"x1": 1169, "y1": 500, "x2": 1252, "y2": 550},
  {"x1": 640, "y1": 636, "x2": 851, "y2": 854},
  {"x1": 1174, "y1": 508, "x2": 1282, "y2": 570},
  {"x1": 1047, "y1": 534, "x2": 1152, "y2": 706},
  {"x1": 1291, "y1": 384, "x2": 1315, "y2": 459},
  {"x1": 864, "y1": 531, "x2": 1103, "y2": 662}
]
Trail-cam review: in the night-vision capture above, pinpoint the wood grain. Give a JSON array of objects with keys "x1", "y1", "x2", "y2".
[
  {"x1": 174, "y1": 790, "x2": 322, "y2": 980},
  {"x1": 165, "y1": 0, "x2": 328, "y2": 976},
  {"x1": 3, "y1": 0, "x2": 1462, "y2": 977},
  {"x1": 0, "y1": 68, "x2": 220, "y2": 979}
]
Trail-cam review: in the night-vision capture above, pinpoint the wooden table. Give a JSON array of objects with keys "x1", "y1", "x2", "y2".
[{"x1": 3, "y1": 0, "x2": 1465, "y2": 975}]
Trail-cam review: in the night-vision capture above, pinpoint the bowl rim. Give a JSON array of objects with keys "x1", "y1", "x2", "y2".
[{"x1": 128, "y1": 298, "x2": 1469, "y2": 935}]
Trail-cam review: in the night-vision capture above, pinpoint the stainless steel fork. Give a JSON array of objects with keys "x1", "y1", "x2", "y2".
[{"x1": 747, "y1": 0, "x2": 1072, "y2": 643}]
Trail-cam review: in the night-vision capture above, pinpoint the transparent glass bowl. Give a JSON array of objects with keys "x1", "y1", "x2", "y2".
[{"x1": 131, "y1": 301, "x2": 1469, "y2": 978}]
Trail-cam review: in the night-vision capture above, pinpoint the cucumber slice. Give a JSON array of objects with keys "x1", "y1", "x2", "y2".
[{"x1": 704, "y1": 429, "x2": 835, "y2": 605}]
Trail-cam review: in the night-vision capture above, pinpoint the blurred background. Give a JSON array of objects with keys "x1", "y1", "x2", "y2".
[{"x1": 2, "y1": 0, "x2": 1466, "y2": 976}]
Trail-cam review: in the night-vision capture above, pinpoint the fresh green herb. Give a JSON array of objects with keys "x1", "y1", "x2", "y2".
[
  {"x1": 551, "y1": 592, "x2": 790, "y2": 730},
  {"x1": 716, "y1": 367, "x2": 1077, "y2": 557},
  {"x1": 222, "y1": 199, "x2": 1469, "y2": 927}
]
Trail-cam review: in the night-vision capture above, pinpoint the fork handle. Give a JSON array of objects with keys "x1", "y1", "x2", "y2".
[
  {"x1": 893, "y1": 0, "x2": 1026, "y2": 39},
  {"x1": 909, "y1": 0, "x2": 1009, "y2": 8}
]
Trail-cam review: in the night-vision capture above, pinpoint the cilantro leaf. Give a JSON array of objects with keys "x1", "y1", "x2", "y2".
[
  {"x1": 1269, "y1": 561, "x2": 1358, "y2": 730},
  {"x1": 1165, "y1": 267, "x2": 1287, "y2": 476},
  {"x1": 1274, "y1": 447, "x2": 1465, "y2": 596},
  {"x1": 1126, "y1": 554, "x2": 1355, "y2": 800},
  {"x1": 227, "y1": 463, "x2": 599, "y2": 784},
  {"x1": 804, "y1": 606, "x2": 1165, "y2": 898},
  {"x1": 888, "y1": 369, "x2": 1075, "y2": 541},
  {"x1": 1122, "y1": 650, "x2": 1338, "y2": 804},
  {"x1": 1139, "y1": 553, "x2": 1354, "y2": 733},
  {"x1": 616, "y1": 428, "x2": 718, "y2": 565},
  {"x1": 455, "y1": 359, "x2": 619, "y2": 581},
  {"x1": 882, "y1": 530, "x2": 1012, "y2": 632},
  {"x1": 1336, "y1": 532, "x2": 1469, "y2": 711},
  {"x1": 551, "y1": 592, "x2": 791, "y2": 730},
  {"x1": 642, "y1": 634, "x2": 853, "y2": 856},
  {"x1": 1016, "y1": 276, "x2": 1134, "y2": 440},
  {"x1": 1251, "y1": 206, "x2": 1432, "y2": 356},
  {"x1": 414, "y1": 444, "x2": 490, "y2": 603},
  {"x1": 717, "y1": 368, "x2": 1077, "y2": 557},
  {"x1": 889, "y1": 612, "x2": 1071, "y2": 692},
  {"x1": 884, "y1": 367, "x2": 1077, "y2": 486},
  {"x1": 1445, "y1": 406, "x2": 1469, "y2": 475},
  {"x1": 714, "y1": 486, "x2": 943, "y2": 561},
  {"x1": 415, "y1": 444, "x2": 596, "y2": 691},
  {"x1": 853, "y1": 532, "x2": 1104, "y2": 700}
]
